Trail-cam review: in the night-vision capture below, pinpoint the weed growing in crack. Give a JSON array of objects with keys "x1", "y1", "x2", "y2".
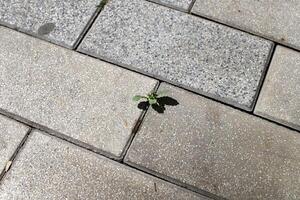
[{"x1": 133, "y1": 90, "x2": 179, "y2": 113}]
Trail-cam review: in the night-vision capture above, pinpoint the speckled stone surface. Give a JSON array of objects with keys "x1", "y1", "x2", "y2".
[
  {"x1": 192, "y1": 0, "x2": 300, "y2": 50},
  {"x1": 0, "y1": 130, "x2": 208, "y2": 200},
  {"x1": 148, "y1": 0, "x2": 193, "y2": 11},
  {"x1": 0, "y1": 27, "x2": 157, "y2": 158},
  {"x1": 0, "y1": 0, "x2": 99, "y2": 48},
  {"x1": 125, "y1": 83, "x2": 300, "y2": 200},
  {"x1": 255, "y1": 46, "x2": 300, "y2": 131},
  {"x1": 0, "y1": 115, "x2": 29, "y2": 173},
  {"x1": 79, "y1": 0, "x2": 273, "y2": 111}
]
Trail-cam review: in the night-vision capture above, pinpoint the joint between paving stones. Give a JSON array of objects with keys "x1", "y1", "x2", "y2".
[
  {"x1": 0, "y1": 109, "x2": 122, "y2": 161},
  {"x1": 188, "y1": 0, "x2": 197, "y2": 13},
  {"x1": 120, "y1": 81, "x2": 161, "y2": 162},
  {"x1": 73, "y1": 0, "x2": 110, "y2": 50},
  {"x1": 252, "y1": 43, "x2": 277, "y2": 112},
  {"x1": 124, "y1": 161, "x2": 226, "y2": 200},
  {"x1": 190, "y1": 13, "x2": 300, "y2": 54},
  {"x1": 0, "y1": 128, "x2": 33, "y2": 184}
]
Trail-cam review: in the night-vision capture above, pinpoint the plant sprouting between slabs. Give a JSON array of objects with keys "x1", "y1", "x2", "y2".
[
  {"x1": 133, "y1": 90, "x2": 179, "y2": 113},
  {"x1": 133, "y1": 90, "x2": 168, "y2": 106}
]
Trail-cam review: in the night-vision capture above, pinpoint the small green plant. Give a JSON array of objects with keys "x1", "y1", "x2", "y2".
[{"x1": 133, "y1": 90, "x2": 167, "y2": 106}]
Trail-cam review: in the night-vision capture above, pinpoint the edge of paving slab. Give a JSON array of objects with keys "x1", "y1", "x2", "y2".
[
  {"x1": 146, "y1": 0, "x2": 190, "y2": 12},
  {"x1": 3, "y1": 129, "x2": 211, "y2": 200},
  {"x1": 0, "y1": 0, "x2": 101, "y2": 50},
  {"x1": 254, "y1": 110, "x2": 300, "y2": 132},
  {"x1": 0, "y1": 127, "x2": 32, "y2": 183},
  {"x1": 124, "y1": 158, "x2": 226, "y2": 200},
  {"x1": 0, "y1": 108, "x2": 124, "y2": 161},
  {"x1": 78, "y1": 46, "x2": 272, "y2": 112},
  {"x1": 73, "y1": 0, "x2": 109, "y2": 49},
  {"x1": 190, "y1": 12, "x2": 300, "y2": 52},
  {"x1": 119, "y1": 82, "x2": 161, "y2": 161}
]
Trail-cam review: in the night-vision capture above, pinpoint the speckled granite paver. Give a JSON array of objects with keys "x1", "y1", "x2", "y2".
[
  {"x1": 0, "y1": 115, "x2": 29, "y2": 173},
  {"x1": 0, "y1": 0, "x2": 99, "y2": 48},
  {"x1": 0, "y1": 130, "x2": 208, "y2": 200},
  {"x1": 78, "y1": 0, "x2": 273, "y2": 111},
  {"x1": 125, "y1": 83, "x2": 300, "y2": 200},
  {"x1": 192, "y1": 0, "x2": 300, "y2": 50},
  {"x1": 0, "y1": 26, "x2": 157, "y2": 159},
  {"x1": 148, "y1": 0, "x2": 193, "y2": 11},
  {"x1": 255, "y1": 46, "x2": 300, "y2": 131}
]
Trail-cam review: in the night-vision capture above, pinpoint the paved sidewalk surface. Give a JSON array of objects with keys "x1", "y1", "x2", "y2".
[{"x1": 0, "y1": 0, "x2": 299, "y2": 200}]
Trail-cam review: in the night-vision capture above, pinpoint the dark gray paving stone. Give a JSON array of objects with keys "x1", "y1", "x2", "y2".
[
  {"x1": 0, "y1": 27, "x2": 157, "y2": 159},
  {"x1": 0, "y1": 0, "x2": 100, "y2": 48},
  {"x1": 79, "y1": 0, "x2": 273, "y2": 111},
  {"x1": 255, "y1": 46, "x2": 300, "y2": 131},
  {"x1": 125, "y1": 83, "x2": 300, "y2": 200},
  {"x1": 148, "y1": 0, "x2": 193, "y2": 11},
  {"x1": 0, "y1": 130, "x2": 209, "y2": 200},
  {"x1": 0, "y1": 115, "x2": 29, "y2": 173},
  {"x1": 192, "y1": 0, "x2": 300, "y2": 50}
]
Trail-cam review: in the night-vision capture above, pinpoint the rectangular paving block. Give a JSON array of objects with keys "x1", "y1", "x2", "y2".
[
  {"x1": 0, "y1": 0, "x2": 100, "y2": 48},
  {"x1": 192, "y1": 0, "x2": 300, "y2": 50},
  {"x1": 125, "y1": 83, "x2": 300, "y2": 200},
  {"x1": 0, "y1": 26, "x2": 157, "y2": 159},
  {"x1": 148, "y1": 0, "x2": 193, "y2": 11},
  {"x1": 255, "y1": 46, "x2": 300, "y2": 131},
  {"x1": 78, "y1": 0, "x2": 273, "y2": 111},
  {"x1": 0, "y1": 115, "x2": 29, "y2": 173},
  {"x1": 0, "y1": 130, "x2": 208, "y2": 200}
]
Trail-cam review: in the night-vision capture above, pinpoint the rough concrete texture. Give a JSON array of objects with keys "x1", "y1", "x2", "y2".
[
  {"x1": 255, "y1": 46, "x2": 300, "y2": 131},
  {"x1": 0, "y1": 130, "x2": 209, "y2": 200},
  {"x1": 78, "y1": 0, "x2": 273, "y2": 111},
  {"x1": 0, "y1": 0, "x2": 100, "y2": 48},
  {"x1": 192, "y1": 0, "x2": 300, "y2": 50},
  {"x1": 0, "y1": 27, "x2": 157, "y2": 158},
  {"x1": 148, "y1": 0, "x2": 193, "y2": 11},
  {"x1": 0, "y1": 115, "x2": 29, "y2": 173},
  {"x1": 125, "y1": 83, "x2": 300, "y2": 200}
]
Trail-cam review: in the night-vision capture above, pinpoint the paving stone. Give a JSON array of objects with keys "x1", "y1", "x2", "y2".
[
  {"x1": 0, "y1": 115, "x2": 29, "y2": 173},
  {"x1": 78, "y1": 0, "x2": 273, "y2": 111},
  {"x1": 255, "y1": 46, "x2": 300, "y2": 131},
  {"x1": 0, "y1": 0, "x2": 100, "y2": 48},
  {"x1": 125, "y1": 83, "x2": 300, "y2": 200},
  {"x1": 148, "y1": 0, "x2": 193, "y2": 11},
  {"x1": 0, "y1": 130, "x2": 208, "y2": 200},
  {"x1": 192, "y1": 0, "x2": 300, "y2": 50},
  {"x1": 0, "y1": 27, "x2": 157, "y2": 158}
]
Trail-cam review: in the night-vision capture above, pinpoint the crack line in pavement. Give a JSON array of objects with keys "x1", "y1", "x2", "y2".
[{"x1": 0, "y1": 128, "x2": 33, "y2": 184}]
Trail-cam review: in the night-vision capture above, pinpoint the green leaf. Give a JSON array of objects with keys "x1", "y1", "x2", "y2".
[
  {"x1": 132, "y1": 95, "x2": 145, "y2": 101},
  {"x1": 148, "y1": 98, "x2": 157, "y2": 105}
]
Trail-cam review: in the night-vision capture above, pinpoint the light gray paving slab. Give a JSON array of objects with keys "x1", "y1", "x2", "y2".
[
  {"x1": 0, "y1": 0, "x2": 100, "y2": 48},
  {"x1": 192, "y1": 0, "x2": 300, "y2": 50},
  {"x1": 0, "y1": 115, "x2": 29, "y2": 173},
  {"x1": 79, "y1": 0, "x2": 273, "y2": 111},
  {"x1": 0, "y1": 27, "x2": 157, "y2": 158},
  {"x1": 125, "y1": 83, "x2": 300, "y2": 200},
  {"x1": 255, "y1": 46, "x2": 300, "y2": 131},
  {"x1": 148, "y1": 0, "x2": 193, "y2": 11},
  {"x1": 0, "y1": 130, "x2": 208, "y2": 200}
]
